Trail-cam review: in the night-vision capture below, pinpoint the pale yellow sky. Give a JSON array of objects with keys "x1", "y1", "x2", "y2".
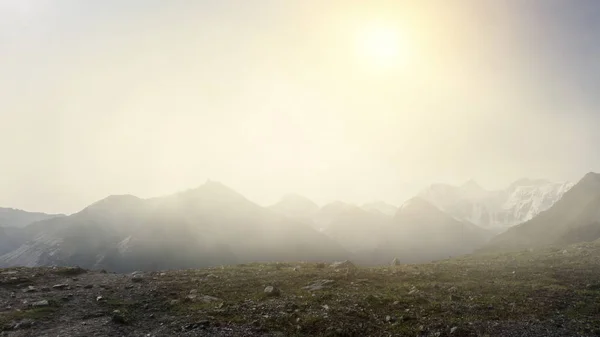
[{"x1": 1, "y1": 1, "x2": 598, "y2": 214}]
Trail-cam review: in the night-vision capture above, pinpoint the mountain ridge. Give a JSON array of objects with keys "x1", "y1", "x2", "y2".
[
  {"x1": 482, "y1": 172, "x2": 600, "y2": 252},
  {"x1": 418, "y1": 178, "x2": 573, "y2": 230}
]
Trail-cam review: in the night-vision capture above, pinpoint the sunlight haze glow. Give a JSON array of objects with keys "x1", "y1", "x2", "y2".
[
  {"x1": 1, "y1": 1, "x2": 600, "y2": 214},
  {"x1": 356, "y1": 22, "x2": 411, "y2": 71}
]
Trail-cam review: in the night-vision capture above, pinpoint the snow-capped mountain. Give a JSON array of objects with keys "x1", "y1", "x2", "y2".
[
  {"x1": 484, "y1": 172, "x2": 600, "y2": 253},
  {"x1": 418, "y1": 178, "x2": 574, "y2": 231}
]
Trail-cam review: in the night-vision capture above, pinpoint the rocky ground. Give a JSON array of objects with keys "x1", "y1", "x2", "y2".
[{"x1": 3, "y1": 243, "x2": 600, "y2": 336}]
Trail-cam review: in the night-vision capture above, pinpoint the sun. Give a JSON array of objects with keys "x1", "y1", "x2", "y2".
[{"x1": 356, "y1": 23, "x2": 410, "y2": 71}]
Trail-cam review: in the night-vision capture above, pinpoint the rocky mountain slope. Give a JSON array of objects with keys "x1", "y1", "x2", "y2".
[
  {"x1": 0, "y1": 208, "x2": 64, "y2": 228},
  {"x1": 483, "y1": 172, "x2": 600, "y2": 253},
  {"x1": 3, "y1": 242, "x2": 600, "y2": 336},
  {"x1": 418, "y1": 178, "x2": 573, "y2": 231},
  {"x1": 0, "y1": 182, "x2": 348, "y2": 272}
]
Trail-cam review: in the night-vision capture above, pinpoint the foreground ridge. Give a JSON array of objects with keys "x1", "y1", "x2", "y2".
[{"x1": 2, "y1": 242, "x2": 600, "y2": 336}]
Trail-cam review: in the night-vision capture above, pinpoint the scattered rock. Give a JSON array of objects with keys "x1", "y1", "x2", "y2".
[
  {"x1": 41, "y1": 286, "x2": 51, "y2": 292},
  {"x1": 132, "y1": 274, "x2": 144, "y2": 283},
  {"x1": 12, "y1": 319, "x2": 34, "y2": 330},
  {"x1": 183, "y1": 321, "x2": 210, "y2": 331},
  {"x1": 303, "y1": 279, "x2": 335, "y2": 291},
  {"x1": 52, "y1": 284, "x2": 69, "y2": 290},
  {"x1": 200, "y1": 295, "x2": 221, "y2": 303},
  {"x1": 330, "y1": 260, "x2": 357, "y2": 270},
  {"x1": 96, "y1": 296, "x2": 105, "y2": 302},
  {"x1": 264, "y1": 286, "x2": 281, "y2": 297},
  {"x1": 111, "y1": 310, "x2": 128, "y2": 324},
  {"x1": 451, "y1": 326, "x2": 458, "y2": 334},
  {"x1": 31, "y1": 300, "x2": 49, "y2": 308},
  {"x1": 450, "y1": 294, "x2": 463, "y2": 301},
  {"x1": 83, "y1": 284, "x2": 94, "y2": 289},
  {"x1": 22, "y1": 286, "x2": 37, "y2": 293}
]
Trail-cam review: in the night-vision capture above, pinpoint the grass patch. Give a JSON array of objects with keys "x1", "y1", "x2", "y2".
[{"x1": 0, "y1": 307, "x2": 58, "y2": 329}]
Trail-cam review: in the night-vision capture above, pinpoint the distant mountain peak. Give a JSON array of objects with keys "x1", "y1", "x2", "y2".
[
  {"x1": 483, "y1": 171, "x2": 600, "y2": 253},
  {"x1": 0, "y1": 208, "x2": 65, "y2": 228},
  {"x1": 580, "y1": 172, "x2": 600, "y2": 185},
  {"x1": 460, "y1": 179, "x2": 486, "y2": 194},
  {"x1": 184, "y1": 180, "x2": 247, "y2": 202},
  {"x1": 418, "y1": 177, "x2": 573, "y2": 230},
  {"x1": 87, "y1": 194, "x2": 143, "y2": 209},
  {"x1": 461, "y1": 178, "x2": 480, "y2": 188},
  {"x1": 269, "y1": 194, "x2": 319, "y2": 218},
  {"x1": 399, "y1": 197, "x2": 440, "y2": 214}
]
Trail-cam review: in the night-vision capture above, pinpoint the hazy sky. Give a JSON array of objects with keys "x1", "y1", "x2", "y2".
[{"x1": 2, "y1": 0, "x2": 600, "y2": 214}]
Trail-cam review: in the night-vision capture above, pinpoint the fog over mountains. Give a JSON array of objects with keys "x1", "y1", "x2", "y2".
[
  {"x1": 418, "y1": 178, "x2": 573, "y2": 232},
  {"x1": 483, "y1": 172, "x2": 600, "y2": 252},
  {"x1": 0, "y1": 175, "x2": 595, "y2": 272}
]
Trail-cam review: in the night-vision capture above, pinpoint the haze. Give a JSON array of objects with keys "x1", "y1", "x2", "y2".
[{"x1": 2, "y1": 0, "x2": 599, "y2": 214}]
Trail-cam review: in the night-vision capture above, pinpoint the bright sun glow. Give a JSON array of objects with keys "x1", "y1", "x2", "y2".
[{"x1": 356, "y1": 23, "x2": 410, "y2": 70}]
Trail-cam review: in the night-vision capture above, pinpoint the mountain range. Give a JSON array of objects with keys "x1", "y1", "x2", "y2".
[
  {"x1": 0, "y1": 207, "x2": 64, "y2": 228},
  {"x1": 418, "y1": 178, "x2": 573, "y2": 231},
  {"x1": 0, "y1": 175, "x2": 591, "y2": 272},
  {"x1": 483, "y1": 172, "x2": 600, "y2": 252},
  {"x1": 0, "y1": 182, "x2": 347, "y2": 272}
]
